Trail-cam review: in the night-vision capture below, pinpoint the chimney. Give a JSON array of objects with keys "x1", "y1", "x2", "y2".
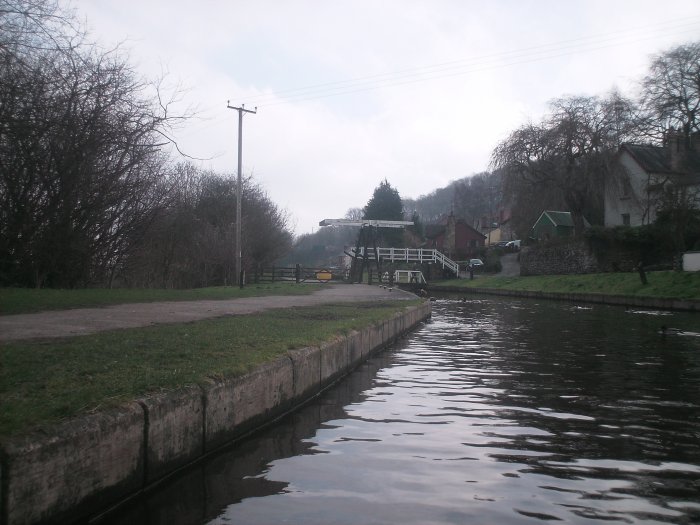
[{"x1": 665, "y1": 127, "x2": 688, "y2": 172}]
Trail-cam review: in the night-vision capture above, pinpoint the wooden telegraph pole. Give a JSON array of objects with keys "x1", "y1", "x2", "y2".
[{"x1": 227, "y1": 102, "x2": 257, "y2": 287}]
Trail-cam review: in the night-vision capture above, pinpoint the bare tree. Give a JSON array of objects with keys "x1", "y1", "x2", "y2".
[
  {"x1": 344, "y1": 207, "x2": 363, "y2": 221},
  {"x1": 453, "y1": 171, "x2": 502, "y2": 227},
  {"x1": 243, "y1": 182, "x2": 293, "y2": 274},
  {"x1": 603, "y1": 88, "x2": 645, "y2": 147},
  {"x1": 491, "y1": 94, "x2": 629, "y2": 235},
  {"x1": 0, "y1": 0, "x2": 190, "y2": 287},
  {"x1": 403, "y1": 182, "x2": 460, "y2": 225},
  {"x1": 121, "y1": 164, "x2": 293, "y2": 288},
  {"x1": 641, "y1": 41, "x2": 700, "y2": 139},
  {"x1": 0, "y1": 0, "x2": 82, "y2": 61}
]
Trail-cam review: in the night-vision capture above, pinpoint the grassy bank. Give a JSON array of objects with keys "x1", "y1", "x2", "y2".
[
  {"x1": 0, "y1": 301, "x2": 418, "y2": 438},
  {"x1": 433, "y1": 271, "x2": 700, "y2": 300},
  {"x1": 0, "y1": 282, "x2": 321, "y2": 316}
]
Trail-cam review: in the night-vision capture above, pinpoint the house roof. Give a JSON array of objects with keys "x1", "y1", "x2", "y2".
[
  {"x1": 425, "y1": 218, "x2": 486, "y2": 239},
  {"x1": 621, "y1": 143, "x2": 700, "y2": 175},
  {"x1": 621, "y1": 144, "x2": 671, "y2": 173},
  {"x1": 539, "y1": 210, "x2": 574, "y2": 227},
  {"x1": 465, "y1": 224, "x2": 487, "y2": 238}
]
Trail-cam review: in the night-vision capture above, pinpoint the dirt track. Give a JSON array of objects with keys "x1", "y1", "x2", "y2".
[{"x1": 0, "y1": 284, "x2": 418, "y2": 342}]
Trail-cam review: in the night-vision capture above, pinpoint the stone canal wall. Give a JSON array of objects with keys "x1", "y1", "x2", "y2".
[
  {"x1": 431, "y1": 286, "x2": 700, "y2": 312},
  {"x1": 0, "y1": 303, "x2": 431, "y2": 525},
  {"x1": 518, "y1": 240, "x2": 657, "y2": 276}
]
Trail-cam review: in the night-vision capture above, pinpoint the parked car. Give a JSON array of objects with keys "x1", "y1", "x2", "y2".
[
  {"x1": 506, "y1": 240, "x2": 521, "y2": 251},
  {"x1": 492, "y1": 241, "x2": 510, "y2": 248},
  {"x1": 468, "y1": 258, "x2": 484, "y2": 268}
]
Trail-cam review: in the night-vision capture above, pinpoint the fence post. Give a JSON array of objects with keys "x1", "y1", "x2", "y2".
[
  {"x1": 295, "y1": 264, "x2": 301, "y2": 284},
  {"x1": 272, "y1": 265, "x2": 275, "y2": 282}
]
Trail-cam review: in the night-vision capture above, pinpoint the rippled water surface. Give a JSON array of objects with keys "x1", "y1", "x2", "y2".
[{"x1": 105, "y1": 297, "x2": 700, "y2": 525}]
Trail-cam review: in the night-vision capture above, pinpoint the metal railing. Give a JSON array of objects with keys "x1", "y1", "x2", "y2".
[{"x1": 393, "y1": 270, "x2": 427, "y2": 284}]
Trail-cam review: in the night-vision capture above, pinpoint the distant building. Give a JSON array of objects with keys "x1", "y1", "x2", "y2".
[
  {"x1": 604, "y1": 130, "x2": 700, "y2": 227},
  {"x1": 477, "y1": 208, "x2": 515, "y2": 246},
  {"x1": 426, "y1": 213, "x2": 486, "y2": 259}
]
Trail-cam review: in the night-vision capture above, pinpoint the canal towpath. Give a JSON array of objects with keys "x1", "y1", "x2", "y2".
[{"x1": 0, "y1": 284, "x2": 419, "y2": 343}]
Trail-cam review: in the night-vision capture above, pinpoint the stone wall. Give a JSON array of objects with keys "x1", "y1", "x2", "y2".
[
  {"x1": 520, "y1": 242, "x2": 597, "y2": 276},
  {"x1": 520, "y1": 240, "x2": 641, "y2": 276},
  {"x1": 0, "y1": 303, "x2": 431, "y2": 525}
]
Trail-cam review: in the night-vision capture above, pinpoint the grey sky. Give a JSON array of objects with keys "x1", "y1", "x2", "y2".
[{"x1": 73, "y1": 0, "x2": 700, "y2": 234}]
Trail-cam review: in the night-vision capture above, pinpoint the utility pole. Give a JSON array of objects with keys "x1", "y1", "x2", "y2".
[{"x1": 227, "y1": 102, "x2": 257, "y2": 288}]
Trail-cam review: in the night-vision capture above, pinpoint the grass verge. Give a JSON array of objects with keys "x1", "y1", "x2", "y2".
[
  {"x1": 0, "y1": 301, "x2": 418, "y2": 438},
  {"x1": 433, "y1": 271, "x2": 700, "y2": 300},
  {"x1": 0, "y1": 282, "x2": 321, "y2": 316}
]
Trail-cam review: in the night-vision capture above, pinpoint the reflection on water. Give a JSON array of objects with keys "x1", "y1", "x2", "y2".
[{"x1": 101, "y1": 297, "x2": 700, "y2": 525}]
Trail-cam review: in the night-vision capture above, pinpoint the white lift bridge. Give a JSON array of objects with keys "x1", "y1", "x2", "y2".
[
  {"x1": 319, "y1": 219, "x2": 459, "y2": 283},
  {"x1": 351, "y1": 247, "x2": 459, "y2": 275}
]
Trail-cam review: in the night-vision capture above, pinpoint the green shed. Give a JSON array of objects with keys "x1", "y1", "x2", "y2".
[{"x1": 530, "y1": 211, "x2": 575, "y2": 241}]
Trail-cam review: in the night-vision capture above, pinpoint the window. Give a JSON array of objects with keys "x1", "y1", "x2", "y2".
[
  {"x1": 621, "y1": 176, "x2": 632, "y2": 199},
  {"x1": 621, "y1": 213, "x2": 630, "y2": 226}
]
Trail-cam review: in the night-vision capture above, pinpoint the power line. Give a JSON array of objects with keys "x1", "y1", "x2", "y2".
[
  {"x1": 259, "y1": 23, "x2": 699, "y2": 106},
  {"x1": 232, "y1": 16, "x2": 700, "y2": 107},
  {"x1": 178, "y1": 16, "x2": 699, "y2": 142},
  {"x1": 265, "y1": 27, "x2": 700, "y2": 107}
]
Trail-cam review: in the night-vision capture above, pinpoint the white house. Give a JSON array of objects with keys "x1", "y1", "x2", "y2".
[{"x1": 604, "y1": 130, "x2": 700, "y2": 227}]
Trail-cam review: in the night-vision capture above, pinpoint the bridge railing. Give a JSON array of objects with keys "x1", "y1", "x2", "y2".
[
  {"x1": 353, "y1": 247, "x2": 459, "y2": 275},
  {"x1": 431, "y1": 250, "x2": 459, "y2": 275}
]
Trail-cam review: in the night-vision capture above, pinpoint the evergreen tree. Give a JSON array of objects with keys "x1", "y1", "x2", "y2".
[
  {"x1": 362, "y1": 179, "x2": 404, "y2": 246},
  {"x1": 362, "y1": 179, "x2": 404, "y2": 221}
]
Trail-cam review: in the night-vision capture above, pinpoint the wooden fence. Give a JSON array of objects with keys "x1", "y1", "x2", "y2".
[{"x1": 253, "y1": 265, "x2": 347, "y2": 284}]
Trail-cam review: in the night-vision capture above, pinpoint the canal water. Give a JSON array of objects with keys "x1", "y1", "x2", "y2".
[{"x1": 102, "y1": 297, "x2": 700, "y2": 525}]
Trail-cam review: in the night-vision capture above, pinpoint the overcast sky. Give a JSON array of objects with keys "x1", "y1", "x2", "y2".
[{"x1": 73, "y1": 0, "x2": 700, "y2": 235}]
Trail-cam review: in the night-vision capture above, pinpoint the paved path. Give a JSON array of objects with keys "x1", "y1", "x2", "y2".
[
  {"x1": 498, "y1": 252, "x2": 521, "y2": 277},
  {"x1": 0, "y1": 284, "x2": 417, "y2": 342}
]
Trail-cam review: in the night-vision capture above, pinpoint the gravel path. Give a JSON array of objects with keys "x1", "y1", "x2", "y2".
[{"x1": 0, "y1": 284, "x2": 417, "y2": 342}]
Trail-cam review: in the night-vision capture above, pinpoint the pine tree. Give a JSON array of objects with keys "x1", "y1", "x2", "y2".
[{"x1": 362, "y1": 179, "x2": 404, "y2": 246}]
